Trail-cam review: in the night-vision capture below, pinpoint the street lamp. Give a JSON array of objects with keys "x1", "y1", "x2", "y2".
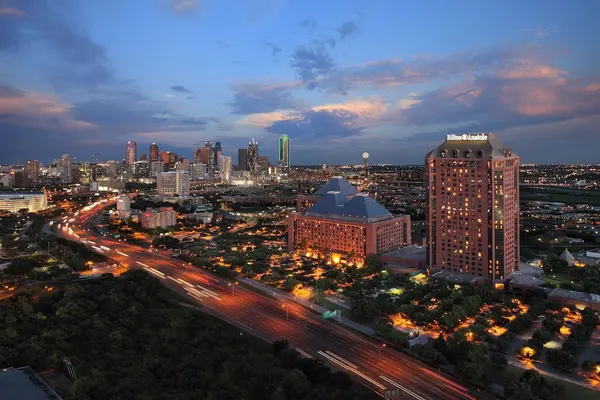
[
  {"x1": 282, "y1": 304, "x2": 288, "y2": 321},
  {"x1": 228, "y1": 281, "x2": 238, "y2": 295},
  {"x1": 379, "y1": 343, "x2": 386, "y2": 358}
]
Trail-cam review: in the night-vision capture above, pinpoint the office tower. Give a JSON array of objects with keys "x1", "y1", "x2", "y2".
[
  {"x1": 116, "y1": 194, "x2": 131, "y2": 212},
  {"x1": 140, "y1": 153, "x2": 148, "y2": 161},
  {"x1": 238, "y1": 148, "x2": 248, "y2": 171},
  {"x1": 205, "y1": 141, "x2": 214, "y2": 174},
  {"x1": 218, "y1": 155, "x2": 232, "y2": 182},
  {"x1": 197, "y1": 147, "x2": 210, "y2": 165},
  {"x1": 288, "y1": 177, "x2": 411, "y2": 261},
  {"x1": 168, "y1": 152, "x2": 178, "y2": 166},
  {"x1": 125, "y1": 141, "x2": 137, "y2": 169},
  {"x1": 176, "y1": 158, "x2": 190, "y2": 171},
  {"x1": 151, "y1": 161, "x2": 165, "y2": 177},
  {"x1": 161, "y1": 151, "x2": 170, "y2": 165},
  {"x1": 157, "y1": 171, "x2": 190, "y2": 195},
  {"x1": 133, "y1": 160, "x2": 150, "y2": 178},
  {"x1": 425, "y1": 133, "x2": 520, "y2": 285},
  {"x1": 278, "y1": 134, "x2": 290, "y2": 172},
  {"x1": 190, "y1": 163, "x2": 207, "y2": 180},
  {"x1": 192, "y1": 147, "x2": 201, "y2": 164},
  {"x1": 247, "y1": 138, "x2": 258, "y2": 173},
  {"x1": 149, "y1": 142, "x2": 160, "y2": 162},
  {"x1": 59, "y1": 154, "x2": 72, "y2": 183},
  {"x1": 214, "y1": 141, "x2": 222, "y2": 172},
  {"x1": 25, "y1": 160, "x2": 40, "y2": 185}
]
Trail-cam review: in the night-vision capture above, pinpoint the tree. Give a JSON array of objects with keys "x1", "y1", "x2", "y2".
[
  {"x1": 542, "y1": 254, "x2": 568, "y2": 275},
  {"x1": 351, "y1": 297, "x2": 378, "y2": 319},
  {"x1": 4, "y1": 258, "x2": 38, "y2": 275},
  {"x1": 546, "y1": 349, "x2": 577, "y2": 371}
]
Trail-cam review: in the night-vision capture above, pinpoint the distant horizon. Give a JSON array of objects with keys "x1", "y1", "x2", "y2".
[{"x1": 1, "y1": 1, "x2": 600, "y2": 164}]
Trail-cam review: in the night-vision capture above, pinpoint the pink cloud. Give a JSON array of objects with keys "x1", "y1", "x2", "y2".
[{"x1": 0, "y1": 7, "x2": 27, "y2": 17}]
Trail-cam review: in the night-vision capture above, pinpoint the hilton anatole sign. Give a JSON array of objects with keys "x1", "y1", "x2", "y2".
[{"x1": 446, "y1": 133, "x2": 489, "y2": 141}]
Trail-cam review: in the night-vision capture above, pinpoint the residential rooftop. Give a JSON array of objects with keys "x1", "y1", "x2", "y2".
[{"x1": 0, "y1": 366, "x2": 63, "y2": 400}]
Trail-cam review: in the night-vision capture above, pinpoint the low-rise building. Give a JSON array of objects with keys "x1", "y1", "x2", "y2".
[
  {"x1": 140, "y1": 207, "x2": 177, "y2": 229},
  {"x1": 0, "y1": 366, "x2": 63, "y2": 400},
  {"x1": 288, "y1": 177, "x2": 411, "y2": 262},
  {"x1": 0, "y1": 192, "x2": 48, "y2": 213}
]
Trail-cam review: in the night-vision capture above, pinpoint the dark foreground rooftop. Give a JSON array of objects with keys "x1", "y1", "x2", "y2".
[{"x1": 0, "y1": 366, "x2": 63, "y2": 400}]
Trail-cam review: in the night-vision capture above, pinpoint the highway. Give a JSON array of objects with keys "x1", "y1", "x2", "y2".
[{"x1": 55, "y1": 200, "x2": 496, "y2": 400}]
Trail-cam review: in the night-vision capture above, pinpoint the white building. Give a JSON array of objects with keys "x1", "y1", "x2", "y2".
[
  {"x1": 0, "y1": 192, "x2": 48, "y2": 213},
  {"x1": 218, "y1": 155, "x2": 232, "y2": 183},
  {"x1": 0, "y1": 172, "x2": 14, "y2": 188},
  {"x1": 116, "y1": 194, "x2": 131, "y2": 218},
  {"x1": 190, "y1": 163, "x2": 207, "y2": 180},
  {"x1": 151, "y1": 161, "x2": 164, "y2": 177},
  {"x1": 585, "y1": 249, "x2": 600, "y2": 259},
  {"x1": 157, "y1": 171, "x2": 190, "y2": 195},
  {"x1": 140, "y1": 207, "x2": 177, "y2": 229}
]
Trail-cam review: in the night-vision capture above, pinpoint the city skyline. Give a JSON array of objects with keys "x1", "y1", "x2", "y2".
[{"x1": 1, "y1": 1, "x2": 600, "y2": 165}]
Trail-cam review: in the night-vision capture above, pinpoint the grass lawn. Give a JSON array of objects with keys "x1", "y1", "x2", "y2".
[
  {"x1": 497, "y1": 365, "x2": 599, "y2": 400},
  {"x1": 542, "y1": 272, "x2": 584, "y2": 290}
]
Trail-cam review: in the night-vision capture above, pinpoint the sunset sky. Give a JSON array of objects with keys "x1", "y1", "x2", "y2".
[{"x1": 1, "y1": 0, "x2": 599, "y2": 165}]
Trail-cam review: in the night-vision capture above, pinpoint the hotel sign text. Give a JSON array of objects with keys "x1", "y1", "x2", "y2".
[{"x1": 446, "y1": 133, "x2": 488, "y2": 141}]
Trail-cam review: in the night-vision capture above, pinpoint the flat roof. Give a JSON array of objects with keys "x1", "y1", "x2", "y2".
[
  {"x1": 0, "y1": 192, "x2": 45, "y2": 197},
  {"x1": 431, "y1": 271, "x2": 478, "y2": 284},
  {"x1": 381, "y1": 245, "x2": 426, "y2": 260},
  {"x1": 0, "y1": 366, "x2": 63, "y2": 400},
  {"x1": 548, "y1": 288, "x2": 600, "y2": 305}
]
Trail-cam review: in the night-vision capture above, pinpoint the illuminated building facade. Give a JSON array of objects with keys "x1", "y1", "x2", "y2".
[
  {"x1": 157, "y1": 171, "x2": 190, "y2": 195},
  {"x1": 0, "y1": 192, "x2": 48, "y2": 213},
  {"x1": 149, "y1": 142, "x2": 160, "y2": 162},
  {"x1": 25, "y1": 160, "x2": 39, "y2": 185},
  {"x1": 247, "y1": 138, "x2": 258, "y2": 173},
  {"x1": 278, "y1": 134, "x2": 290, "y2": 173},
  {"x1": 205, "y1": 141, "x2": 214, "y2": 174},
  {"x1": 289, "y1": 177, "x2": 411, "y2": 260},
  {"x1": 125, "y1": 141, "x2": 137, "y2": 169},
  {"x1": 426, "y1": 133, "x2": 520, "y2": 284},
  {"x1": 140, "y1": 207, "x2": 176, "y2": 229}
]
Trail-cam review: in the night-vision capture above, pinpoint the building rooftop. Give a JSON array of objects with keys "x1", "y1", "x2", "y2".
[
  {"x1": 0, "y1": 192, "x2": 45, "y2": 197},
  {"x1": 0, "y1": 366, "x2": 63, "y2": 400},
  {"x1": 314, "y1": 176, "x2": 359, "y2": 197},
  {"x1": 381, "y1": 245, "x2": 426, "y2": 260},
  {"x1": 426, "y1": 133, "x2": 516, "y2": 159},
  {"x1": 431, "y1": 271, "x2": 480, "y2": 284},
  {"x1": 306, "y1": 192, "x2": 393, "y2": 222}
]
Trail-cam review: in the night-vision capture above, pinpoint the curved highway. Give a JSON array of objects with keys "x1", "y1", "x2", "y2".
[{"x1": 54, "y1": 200, "x2": 496, "y2": 400}]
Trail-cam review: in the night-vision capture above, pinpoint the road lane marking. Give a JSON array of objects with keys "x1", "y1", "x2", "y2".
[
  {"x1": 294, "y1": 348, "x2": 314, "y2": 359},
  {"x1": 116, "y1": 251, "x2": 129, "y2": 257},
  {"x1": 176, "y1": 278, "x2": 194, "y2": 288},
  {"x1": 317, "y1": 351, "x2": 385, "y2": 391},
  {"x1": 379, "y1": 376, "x2": 427, "y2": 400},
  {"x1": 325, "y1": 351, "x2": 359, "y2": 369}
]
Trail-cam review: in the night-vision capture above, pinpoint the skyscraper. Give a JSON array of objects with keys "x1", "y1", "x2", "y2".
[
  {"x1": 149, "y1": 142, "x2": 160, "y2": 162},
  {"x1": 214, "y1": 141, "x2": 222, "y2": 172},
  {"x1": 238, "y1": 148, "x2": 248, "y2": 171},
  {"x1": 197, "y1": 147, "x2": 210, "y2": 165},
  {"x1": 218, "y1": 155, "x2": 232, "y2": 182},
  {"x1": 247, "y1": 138, "x2": 258, "y2": 173},
  {"x1": 59, "y1": 154, "x2": 72, "y2": 183},
  {"x1": 140, "y1": 153, "x2": 148, "y2": 161},
  {"x1": 125, "y1": 141, "x2": 137, "y2": 169},
  {"x1": 425, "y1": 133, "x2": 520, "y2": 285},
  {"x1": 25, "y1": 160, "x2": 40, "y2": 185},
  {"x1": 205, "y1": 141, "x2": 214, "y2": 174},
  {"x1": 278, "y1": 134, "x2": 290, "y2": 172}
]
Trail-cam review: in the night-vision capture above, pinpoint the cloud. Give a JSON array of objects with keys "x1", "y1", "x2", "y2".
[
  {"x1": 300, "y1": 18, "x2": 317, "y2": 31},
  {"x1": 338, "y1": 21, "x2": 360, "y2": 41},
  {"x1": 265, "y1": 41, "x2": 282, "y2": 58},
  {"x1": 0, "y1": 7, "x2": 27, "y2": 17},
  {"x1": 315, "y1": 43, "x2": 550, "y2": 94},
  {"x1": 290, "y1": 44, "x2": 335, "y2": 88},
  {"x1": 0, "y1": 0, "x2": 113, "y2": 87},
  {"x1": 519, "y1": 26, "x2": 556, "y2": 38},
  {"x1": 170, "y1": 85, "x2": 193, "y2": 93},
  {"x1": 171, "y1": 0, "x2": 200, "y2": 13},
  {"x1": 227, "y1": 82, "x2": 301, "y2": 114}
]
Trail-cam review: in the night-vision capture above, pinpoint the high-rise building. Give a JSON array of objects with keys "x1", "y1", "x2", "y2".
[
  {"x1": 149, "y1": 142, "x2": 160, "y2": 162},
  {"x1": 59, "y1": 154, "x2": 72, "y2": 183},
  {"x1": 218, "y1": 155, "x2": 232, "y2": 182},
  {"x1": 278, "y1": 134, "x2": 290, "y2": 173},
  {"x1": 151, "y1": 161, "x2": 165, "y2": 177},
  {"x1": 140, "y1": 153, "x2": 148, "y2": 161},
  {"x1": 288, "y1": 177, "x2": 411, "y2": 261},
  {"x1": 157, "y1": 171, "x2": 190, "y2": 195},
  {"x1": 133, "y1": 160, "x2": 150, "y2": 178},
  {"x1": 125, "y1": 141, "x2": 137, "y2": 169},
  {"x1": 160, "y1": 151, "x2": 170, "y2": 165},
  {"x1": 247, "y1": 138, "x2": 258, "y2": 173},
  {"x1": 116, "y1": 194, "x2": 131, "y2": 212},
  {"x1": 192, "y1": 147, "x2": 202, "y2": 164},
  {"x1": 425, "y1": 133, "x2": 520, "y2": 285},
  {"x1": 205, "y1": 141, "x2": 214, "y2": 174},
  {"x1": 25, "y1": 160, "x2": 40, "y2": 185},
  {"x1": 214, "y1": 141, "x2": 222, "y2": 172},
  {"x1": 190, "y1": 163, "x2": 207, "y2": 180},
  {"x1": 238, "y1": 148, "x2": 248, "y2": 171},
  {"x1": 168, "y1": 152, "x2": 178, "y2": 166},
  {"x1": 197, "y1": 147, "x2": 210, "y2": 165},
  {"x1": 176, "y1": 158, "x2": 190, "y2": 171}
]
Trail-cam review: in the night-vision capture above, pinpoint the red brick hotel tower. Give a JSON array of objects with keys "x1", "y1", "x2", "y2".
[{"x1": 426, "y1": 133, "x2": 520, "y2": 284}]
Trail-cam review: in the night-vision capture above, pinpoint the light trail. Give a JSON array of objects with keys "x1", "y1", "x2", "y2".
[
  {"x1": 380, "y1": 376, "x2": 428, "y2": 400},
  {"x1": 116, "y1": 251, "x2": 129, "y2": 257},
  {"x1": 317, "y1": 351, "x2": 386, "y2": 391}
]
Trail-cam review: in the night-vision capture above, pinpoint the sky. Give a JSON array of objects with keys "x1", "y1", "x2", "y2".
[{"x1": 1, "y1": 0, "x2": 599, "y2": 166}]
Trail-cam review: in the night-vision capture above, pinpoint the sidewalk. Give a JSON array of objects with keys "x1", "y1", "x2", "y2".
[{"x1": 236, "y1": 276, "x2": 375, "y2": 336}]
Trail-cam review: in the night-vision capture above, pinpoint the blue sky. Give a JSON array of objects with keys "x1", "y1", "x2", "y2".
[{"x1": 1, "y1": 0, "x2": 599, "y2": 165}]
